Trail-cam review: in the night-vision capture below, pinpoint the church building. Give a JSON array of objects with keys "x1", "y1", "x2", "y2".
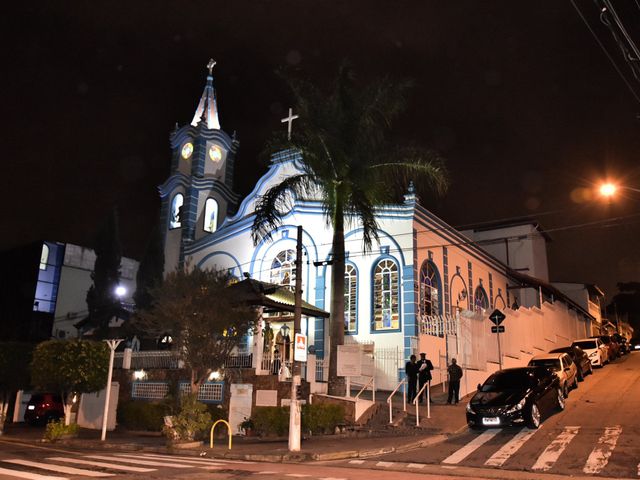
[{"x1": 159, "y1": 62, "x2": 595, "y2": 392}]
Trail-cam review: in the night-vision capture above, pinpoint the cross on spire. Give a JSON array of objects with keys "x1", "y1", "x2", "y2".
[
  {"x1": 206, "y1": 59, "x2": 216, "y2": 75},
  {"x1": 281, "y1": 107, "x2": 299, "y2": 140}
]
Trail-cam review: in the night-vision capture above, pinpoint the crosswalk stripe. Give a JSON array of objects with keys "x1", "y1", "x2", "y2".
[
  {"x1": 139, "y1": 453, "x2": 254, "y2": 464},
  {"x1": 4, "y1": 459, "x2": 113, "y2": 477},
  {"x1": 83, "y1": 455, "x2": 191, "y2": 468},
  {"x1": 46, "y1": 457, "x2": 155, "y2": 472},
  {"x1": 0, "y1": 467, "x2": 67, "y2": 480},
  {"x1": 485, "y1": 428, "x2": 537, "y2": 467},
  {"x1": 442, "y1": 429, "x2": 501, "y2": 465},
  {"x1": 285, "y1": 474, "x2": 311, "y2": 478},
  {"x1": 114, "y1": 453, "x2": 226, "y2": 466},
  {"x1": 376, "y1": 461, "x2": 394, "y2": 467},
  {"x1": 583, "y1": 426, "x2": 622, "y2": 475},
  {"x1": 531, "y1": 426, "x2": 580, "y2": 471},
  {"x1": 407, "y1": 463, "x2": 425, "y2": 469},
  {"x1": 348, "y1": 460, "x2": 365, "y2": 464}
]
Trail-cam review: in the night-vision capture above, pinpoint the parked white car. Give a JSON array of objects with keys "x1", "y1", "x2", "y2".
[
  {"x1": 528, "y1": 353, "x2": 578, "y2": 398},
  {"x1": 572, "y1": 338, "x2": 608, "y2": 367}
]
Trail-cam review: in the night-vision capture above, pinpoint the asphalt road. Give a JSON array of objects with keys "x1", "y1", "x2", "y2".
[{"x1": 335, "y1": 351, "x2": 640, "y2": 479}]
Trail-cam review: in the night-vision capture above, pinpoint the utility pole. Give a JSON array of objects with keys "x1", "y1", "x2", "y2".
[
  {"x1": 101, "y1": 339, "x2": 123, "y2": 441},
  {"x1": 288, "y1": 225, "x2": 303, "y2": 452}
]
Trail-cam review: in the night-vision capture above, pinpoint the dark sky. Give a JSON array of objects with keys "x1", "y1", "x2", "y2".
[{"x1": 4, "y1": 1, "x2": 640, "y2": 299}]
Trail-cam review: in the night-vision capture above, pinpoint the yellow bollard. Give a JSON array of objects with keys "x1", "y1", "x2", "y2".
[{"x1": 210, "y1": 419, "x2": 232, "y2": 450}]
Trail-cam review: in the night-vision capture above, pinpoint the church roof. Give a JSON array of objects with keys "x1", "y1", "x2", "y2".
[
  {"x1": 190, "y1": 59, "x2": 221, "y2": 130},
  {"x1": 228, "y1": 278, "x2": 330, "y2": 318}
]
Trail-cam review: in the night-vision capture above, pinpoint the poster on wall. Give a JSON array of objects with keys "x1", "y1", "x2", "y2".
[
  {"x1": 294, "y1": 333, "x2": 307, "y2": 362},
  {"x1": 337, "y1": 345, "x2": 361, "y2": 376},
  {"x1": 228, "y1": 384, "x2": 253, "y2": 435}
]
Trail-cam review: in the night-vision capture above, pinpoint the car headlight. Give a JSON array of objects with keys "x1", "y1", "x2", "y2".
[
  {"x1": 589, "y1": 352, "x2": 598, "y2": 357},
  {"x1": 466, "y1": 403, "x2": 476, "y2": 414},
  {"x1": 505, "y1": 398, "x2": 526, "y2": 414}
]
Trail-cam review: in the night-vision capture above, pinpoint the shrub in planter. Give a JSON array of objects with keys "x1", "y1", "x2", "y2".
[
  {"x1": 44, "y1": 419, "x2": 79, "y2": 442},
  {"x1": 117, "y1": 400, "x2": 168, "y2": 431},
  {"x1": 251, "y1": 407, "x2": 289, "y2": 436}
]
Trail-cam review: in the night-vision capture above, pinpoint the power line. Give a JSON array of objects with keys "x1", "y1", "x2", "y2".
[{"x1": 570, "y1": 0, "x2": 640, "y2": 104}]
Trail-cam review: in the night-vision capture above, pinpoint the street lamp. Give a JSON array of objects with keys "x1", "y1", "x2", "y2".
[{"x1": 598, "y1": 182, "x2": 640, "y2": 198}]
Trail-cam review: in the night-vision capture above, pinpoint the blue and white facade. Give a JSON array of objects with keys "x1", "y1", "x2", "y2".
[{"x1": 160, "y1": 66, "x2": 594, "y2": 389}]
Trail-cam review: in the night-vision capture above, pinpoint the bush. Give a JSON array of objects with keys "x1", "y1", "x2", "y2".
[
  {"x1": 250, "y1": 404, "x2": 346, "y2": 437},
  {"x1": 117, "y1": 400, "x2": 169, "y2": 431},
  {"x1": 44, "y1": 419, "x2": 78, "y2": 442},
  {"x1": 163, "y1": 393, "x2": 212, "y2": 442},
  {"x1": 302, "y1": 403, "x2": 345, "y2": 434}
]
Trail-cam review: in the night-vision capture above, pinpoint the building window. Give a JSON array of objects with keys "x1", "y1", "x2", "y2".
[
  {"x1": 270, "y1": 249, "x2": 296, "y2": 291},
  {"x1": 39, "y1": 243, "x2": 49, "y2": 270},
  {"x1": 344, "y1": 264, "x2": 357, "y2": 333},
  {"x1": 474, "y1": 286, "x2": 489, "y2": 313},
  {"x1": 169, "y1": 193, "x2": 184, "y2": 229},
  {"x1": 373, "y1": 259, "x2": 399, "y2": 331},
  {"x1": 203, "y1": 198, "x2": 219, "y2": 233},
  {"x1": 419, "y1": 260, "x2": 440, "y2": 316}
]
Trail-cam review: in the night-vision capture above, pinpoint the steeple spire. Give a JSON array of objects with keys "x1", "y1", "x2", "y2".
[{"x1": 190, "y1": 58, "x2": 221, "y2": 130}]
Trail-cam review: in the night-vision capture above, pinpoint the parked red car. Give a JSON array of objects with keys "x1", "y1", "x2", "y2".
[{"x1": 24, "y1": 393, "x2": 64, "y2": 425}]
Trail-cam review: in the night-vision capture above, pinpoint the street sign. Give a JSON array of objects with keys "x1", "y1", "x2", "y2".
[
  {"x1": 294, "y1": 333, "x2": 307, "y2": 362},
  {"x1": 491, "y1": 325, "x2": 505, "y2": 333},
  {"x1": 489, "y1": 309, "x2": 506, "y2": 326}
]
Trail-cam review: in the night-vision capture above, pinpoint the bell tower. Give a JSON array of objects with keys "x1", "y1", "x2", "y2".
[{"x1": 159, "y1": 59, "x2": 240, "y2": 273}]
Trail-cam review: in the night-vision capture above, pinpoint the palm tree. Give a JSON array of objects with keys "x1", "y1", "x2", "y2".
[{"x1": 252, "y1": 65, "x2": 448, "y2": 396}]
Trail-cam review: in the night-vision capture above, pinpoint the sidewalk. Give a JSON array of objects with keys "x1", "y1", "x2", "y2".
[{"x1": 0, "y1": 390, "x2": 470, "y2": 463}]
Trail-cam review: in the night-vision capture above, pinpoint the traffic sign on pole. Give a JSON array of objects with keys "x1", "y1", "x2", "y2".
[
  {"x1": 489, "y1": 309, "x2": 506, "y2": 326},
  {"x1": 491, "y1": 325, "x2": 505, "y2": 333}
]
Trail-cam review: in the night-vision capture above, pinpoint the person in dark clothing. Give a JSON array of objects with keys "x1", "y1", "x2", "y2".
[
  {"x1": 417, "y1": 352, "x2": 434, "y2": 403},
  {"x1": 271, "y1": 349, "x2": 282, "y2": 375},
  {"x1": 405, "y1": 354, "x2": 418, "y2": 403},
  {"x1": 447, "y1": 358, "x2": 463, "y2": 404}
]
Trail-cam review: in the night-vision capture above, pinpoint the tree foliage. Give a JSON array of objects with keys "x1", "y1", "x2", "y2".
[
  {"x1": 31, "y1": 339, "x2": 109, "y2": 424},
  {"x1": 0, "y1": 342, "x2": 34, "y2": 432},
  {"x1": 134, "y1": 266, "x2": 257, "y2": 393},
  {"x1": 252, "y1": 63, "x2": 448, "y2": 395},
  {"x1": 133, "y1": 222, "x2": 165, "y2": 311},
  {"x1": 85, "y1": 207, "x2": 122, "y2": 336},
  {"x1": 607, "y1": 282, "x2": 640, "y2": 333}
]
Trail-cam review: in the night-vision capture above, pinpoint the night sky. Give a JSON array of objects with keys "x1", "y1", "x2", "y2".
[{"x1": 4, "y1": 1, "x2": 640, "y2": 299}]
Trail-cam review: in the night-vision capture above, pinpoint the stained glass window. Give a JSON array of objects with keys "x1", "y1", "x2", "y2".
[
  {"x1": 474, "y1": 286, "x2": 489, "y2": 313},
  {"x1": 373, "y1": 259, "x2": 399, "y2": 331},
  {"x1": 270, "y1": 249, "x2": 296, "y2": 291},
  {"x1": 203, "y1": 198, "x2": 218, "y2": 233},
  {"x1": 419, "y1": 260, "x2": 440, "y2": 316}
]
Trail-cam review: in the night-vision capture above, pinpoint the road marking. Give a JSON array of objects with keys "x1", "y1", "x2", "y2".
[
  {"x1": 114, "y1": 453, "x2": 226, "y2": 466},
  {"x1": 442, "y1": 429, "x2": 501, "y2": 464},
  {"x1": 4, "y1": 459, "x2": 113, "y2": 477},
  {"x1": 318, "y1": 477, "x2": 348, "y2": 480},
  {"x1": 583, "y1": 426, "x2": 622, "y2": 474},
  {"x1": 0, "y1": 467, "x2": 67, "y2": 480},
  {"x1": 376, "y1": 461, "x2": 394, "y2": 467},
  {"x1": 485, "y1": 428, "x2": 538, "y2": 467},
  {"x1": 407, "y1": 463, "x2": 425, "y2": 469},
  {"x1": 531, "y1": 426, "x2": 580, "y2": 471},
  {"x1": 285, "y1": 474, "x2": 311, "y2": 478},
  {"x1": 46, "y1": 457, "x2": 155, "y2": 472},
  {"x1": 139, "y1": 453, "x2": 254, "y2": 464},
  {"x1": 255, "y1": 472, "x2": 278, "y2": 475},
  {"x1": 348, "y1": 460, "x2": 365, "y2": 464},
  {"x1": 83, "y1": 455, "x2": 191, "y2": 468}
]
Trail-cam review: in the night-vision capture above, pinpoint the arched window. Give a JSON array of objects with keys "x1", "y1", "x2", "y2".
[
  {"x1": 474, "y1": 286, "x2": 489, "y2": 313},
  {"x1": 203, "y1": 198, "x2": 219, "y2": 233},
  {"x1": 169, "y1": 193, "x2": 184, "y2": 229},
  {"x1": 39, "y1": 243, "x2": 49, "y2": 270},
  {"x1": 373, "y1": 259, "x2": 399, "y2": 331},
  {"x1": 419, "y1": 260, "x2": 441, "y2": 316},
  {"x1": 344, "y1": 264, "x2": 357, "y2": 333},
  {"x1": 270, "y1": 249, "x2": 296, "y2": 291}
]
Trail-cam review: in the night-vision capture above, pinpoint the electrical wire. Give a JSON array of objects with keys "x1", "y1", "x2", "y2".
[{"x1": 570, "y1": 0, "x2": 640, "y2": 103}]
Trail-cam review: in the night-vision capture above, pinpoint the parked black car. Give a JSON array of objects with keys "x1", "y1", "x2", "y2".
[
  {"x1": 549, "y1": 345, "x2": 593, "y2": 381},
  {"x1": 466, "y1": 367, "x2": 564, "y2": 430},
  {"x1": 612, "y1": 333, "x2": 629, "y2": 355},
  {"x1": 24, "y1": 393, "x2": 64, "y2": 425}
]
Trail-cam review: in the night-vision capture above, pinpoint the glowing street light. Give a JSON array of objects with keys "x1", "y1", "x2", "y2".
[
  {"x1": 115, "y1": 285, "x2": 127, "y2": 297},
  {"x1": 599, "y1": 183, "x2": 618, "y2": 198}
]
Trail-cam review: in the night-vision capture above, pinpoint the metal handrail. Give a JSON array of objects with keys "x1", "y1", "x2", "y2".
[
  {"x1": 354, "y1": 376, "x2": 376, "y2": 402},
  {"x1": 412, "y1": 381, "x2": 431, "y2": 426},
  {"x1": 386, "y1": 379, "x2": 407, "y2": 424}
]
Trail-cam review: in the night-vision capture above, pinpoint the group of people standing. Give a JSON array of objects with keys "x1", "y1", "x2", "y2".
[{"x1": 405, "y1": 352, "x2": 463, "y2": 405}]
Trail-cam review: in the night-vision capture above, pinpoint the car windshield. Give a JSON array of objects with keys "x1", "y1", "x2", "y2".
[
  {"x1": 529, "y1": 359, "x2": 561, "y2": 371},
  {"x1": 573, "y1": 341, "x2": 596, "y2": 349},
  {"x1": 480, "y1": 371, "x2": 534, "y2": 392}
]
